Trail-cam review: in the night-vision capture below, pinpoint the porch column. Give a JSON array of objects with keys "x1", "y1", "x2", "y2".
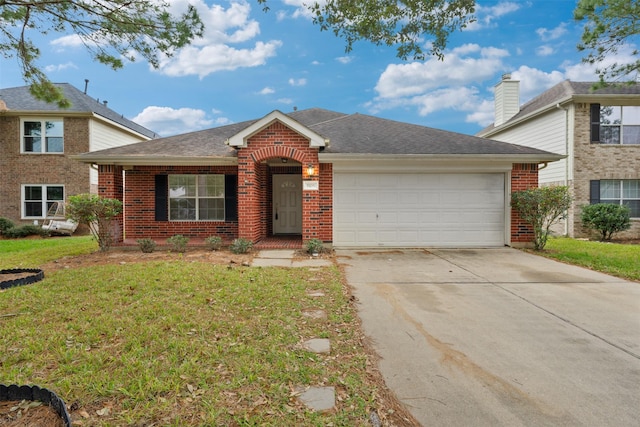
[
  {"x1": 302, "y1": 161, "x2": 320, "y2": 242},
  {"x1": 237, "y1": 156, "x2": 260, "y2": 242},
  {"x1": 510, "y1": 163, "x2": 538, "y2": 247},
  {"x1": 97, "y1": 165, "x2": 124, "y2": 243}
]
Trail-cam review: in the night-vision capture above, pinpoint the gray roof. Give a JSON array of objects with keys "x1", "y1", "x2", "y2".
[
  {"x1": 480, "y1": 80, "x2": 640, "y2": 134},
  {"x1": 75, "y1": 107, "x2": 561, "y2": 163},
  {"x1": 0, "y1": 83, "x2": 158, "y2": 138}
]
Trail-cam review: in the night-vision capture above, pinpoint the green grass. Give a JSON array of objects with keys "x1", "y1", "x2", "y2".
[
  {"x1": 0, "y1": 242, "x2": 400, "y2": 426},
  {"x1": 541, "y1": 237, "x2": 640, "y2": 281},
  {"x1": 0, "y1": 235, "x2": 98, "y2": 269}
]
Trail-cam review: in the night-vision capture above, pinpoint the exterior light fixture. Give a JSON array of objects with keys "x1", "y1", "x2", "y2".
[{"x1": 306, "y1": 164, "x2": 316, "y2": 177}]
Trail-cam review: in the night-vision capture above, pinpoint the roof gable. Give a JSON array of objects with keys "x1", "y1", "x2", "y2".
[{"x1": 226, "y1": 110, "x2": 329, "y2": 148}]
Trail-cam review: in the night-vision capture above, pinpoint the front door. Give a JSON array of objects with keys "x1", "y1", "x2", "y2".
[{"x1": 273, "y1": 174, "x2": 302, "y2": 234}]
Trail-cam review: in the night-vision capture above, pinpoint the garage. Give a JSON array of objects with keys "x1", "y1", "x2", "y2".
[{"x1": 333, "y1": 172, "x2": 506, "y2": 247}]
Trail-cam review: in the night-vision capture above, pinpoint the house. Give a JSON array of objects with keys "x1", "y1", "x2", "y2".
[
  {"x1": 0, "y1": 83, "x2": 157, "y2": 226},
  {"x1": 73, "y1": 108, "x2": 563, "y2": 248},
  {"x1": 478, "y1": 75, "x2": 640, "y2": 239}
]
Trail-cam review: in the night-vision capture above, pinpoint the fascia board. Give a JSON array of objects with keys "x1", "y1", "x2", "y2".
[
  {"x1": 70, "y1": 155, "x2": 238, "y2": 166},
  {"x1": 320, "y1": 153, "x2": 565, "y2": 164},
  {"x1": 226, "y1": 110, "x2": 328, "y2": 148}
]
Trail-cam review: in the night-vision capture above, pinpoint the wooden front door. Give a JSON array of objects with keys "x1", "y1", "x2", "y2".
[{"x1": 273, "y1": 174, "x2": 302, "y2": 234}]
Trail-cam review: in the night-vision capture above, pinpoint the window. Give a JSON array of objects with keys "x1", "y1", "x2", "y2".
[
  {"x1": 599, "y1": 180, "x2": 640, "y2": 218},
  {"x1": 168, "y1": 175, "x2": 225, "y2": 221},
  {"x1": 597, "y1": 106, "x2": 640, "y2": 144},
  {"x1": 22, "y1": 119, "x2": 64, "y2": 153},
  {"x1": 22, "y1": 185, "x2": 64, "y2": 218}
]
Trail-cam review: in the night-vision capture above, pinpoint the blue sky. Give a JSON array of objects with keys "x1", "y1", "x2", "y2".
[{"x1": 1, "y1": 0, "x2": 637, "y2": 137}]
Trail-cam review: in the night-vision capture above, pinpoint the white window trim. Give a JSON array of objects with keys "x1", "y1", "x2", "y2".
[
  {"x1": 21, "y1": 184, "x2": 65, "y2": 219},
  {"x1": 168, "y1": 174, "x2": 225, "y2": 221},
  {"x1": 20, "y1": 117, "x2": 65, "y2": 154}
]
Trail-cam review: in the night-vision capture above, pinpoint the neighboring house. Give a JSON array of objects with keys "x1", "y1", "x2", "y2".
[
  {"x1": 74, "y1": 108, "x2": 562, "y2": 248},
  {"x1": 0, "y1": 83, "x2": 157, "y2": 226},
  {"x1": 478, "y1": 75, "x2": 640, "y2": 239}
]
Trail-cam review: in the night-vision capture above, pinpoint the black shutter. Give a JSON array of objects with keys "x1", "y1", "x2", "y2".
[
  {"x1": 590, "y1": 103, "x2": 601, "y2": 143},
  {"x1": 225, "y1": 175, "x2": 238, "y2": 221},
  {"x1": 589, "y1": 180, "x2": 600, "y2": 204},
  {"x1": 155, "y1": 175, "x2": 168, "y2": 221}
]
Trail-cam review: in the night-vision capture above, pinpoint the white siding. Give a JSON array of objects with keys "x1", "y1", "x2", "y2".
[
  {"x1": 89, "y1": 119, "x2": 149, "y2": 152},
  {"x1": 489, "y1": 108, "x2": 571, "y2": 185}
]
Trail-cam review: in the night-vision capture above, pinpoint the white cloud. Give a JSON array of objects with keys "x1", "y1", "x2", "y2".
[
  {"x1": 373, "y1": 44, "x2": 508, "y2": 99},
  {"x1": 336, "y1": 56, "x2": 353, "y2": 64},
  {"x1": 49, "y1": 0, "x2": 283, "y2": 78},
  {"x1": 288, "y1": 78, "x2": 307, "y2": 86},
  {"x1": 157, "y1": 41, "x2": 281, "y2": 78},
  {"x1": 44, "y1": 62, "x2": 78, "y2": 72},
  {"x1": 132, "y1": 106, "x2": 214, "y2": 136},
  {"x1": 536, "y1": 45, "x2": 555, "y2": 57},
  {"x1": 277, "y1": 98, "x2": 294, "y2": 104},
  {"x1": 536, "y1": 23, "x2": 568, "y2": 42},
  {"x1": 259, "y1": 87, "x2": 275, "y2": 95},
  {"x1": 467, "y1": 1, "x2": 521, "y2": 30},
  {"x1": 50, "y1": 34, "x2": 84, "y2": 49}
]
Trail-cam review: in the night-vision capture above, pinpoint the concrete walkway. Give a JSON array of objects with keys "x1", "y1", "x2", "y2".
[{"x1": 251, "y1": 249, "x2": 333, "y2": 267}]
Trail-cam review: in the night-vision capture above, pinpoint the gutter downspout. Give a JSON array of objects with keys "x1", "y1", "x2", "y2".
[{"x1": 556, "y1": 103, "x2": 569, "y2": 236}]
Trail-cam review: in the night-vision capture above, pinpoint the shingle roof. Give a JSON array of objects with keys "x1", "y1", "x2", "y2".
[
  {"x1": 480, "y1": 80, "x2": 640, "y2": 134},
  {"x1": 75, "y1": 107, "x2": 561, "y2": 163},
  {"x1": 0, "y1": 83, "x2": 157, "y2": 138}
]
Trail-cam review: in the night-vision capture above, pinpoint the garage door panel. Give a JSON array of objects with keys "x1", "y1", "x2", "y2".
[{"x1": 334, "y1": 172, "x2": 505, "y2": 247}]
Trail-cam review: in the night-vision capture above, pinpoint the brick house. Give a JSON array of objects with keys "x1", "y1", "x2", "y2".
[
  {"x1": 0, "y1": 83, "x2": 157, "y2": 226},
  {"x1": 75, "y1": 109, "x2": 562, "y2": 248},
  {"x1": 478, "y1": 76, "x2": 640, "y2": 239}
]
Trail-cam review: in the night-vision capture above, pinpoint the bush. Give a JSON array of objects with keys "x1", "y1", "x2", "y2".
[
  {"x1": 581, "y1": 203, "x2": 631, "y2": 241},
  {"x1": 204, "y1": 236, "x2": 223, "y2": 251},
  {"x1": 167, "y1": 234, "x2": 189, "y2": 253},
  {"x1": 3, "y1": 225, "x2": 49, "y2": 238},
  {"x1": 0, "y1": 217, "x2": 15, "y2": 235},
  {"x1": 66, "y1": 194, "x2": 122, "y2": 251},
  {"x1": 229, "y1": 238, "x2": 252, "y2": 254},
  {"x1": 511, "y1": 186, "x2": 572, "y2": 251},
  {"x1": 137, "y1": 238, "x2": 157, "y2": 253},
  {"x1": 305, "y1": 238, "x2": 324, "y2": 255}
]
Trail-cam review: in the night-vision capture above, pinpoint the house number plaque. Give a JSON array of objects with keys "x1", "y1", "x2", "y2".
[{"x1": 303, "y1": 180, "x2": 319, "y2": 191}]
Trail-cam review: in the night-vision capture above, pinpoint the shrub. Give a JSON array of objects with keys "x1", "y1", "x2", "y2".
[
  {"x1": 511, "y1": 186, "x2": 572, "y2": 251},
  {"x1": 3, "y1": 225, "x2": 49, "y2": 238},
  {"x1": 66, "y1": 194, "x2": 123, "y2": 251},
  {"x1": 137, "y1": 238, "x2": 157, "y2": 253},
  {"x1": 305, "y1": 238, "x2": 324, "y2": 255},
  {"x1": 167, "y1": 234, "x2": 189, "y2": 253},
  {"x1": 581, "y1": 203, "x2": 631, "y2": 241},
  {"x1": 204, "y1": 236, "x2": 223, "y2": 251},
  {"x1": 0, "y1": 217, "x2": 15, "y2": 235},
  {"x1": 229, "y1": 238, "x2": 252, "y2": 254}
]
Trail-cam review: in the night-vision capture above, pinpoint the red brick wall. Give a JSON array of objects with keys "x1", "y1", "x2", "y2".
[
  {"x1": 98, "y1": 165, "x2": 124, "y2": 243},
  {"x1": 121, "y1": 165, "x2": 239, "y2": 241},
  {"x1": 318, "y1": 163, "x2": 333, "y2": 242},
  {"x1": 510, "y1": 163, "x2": 539, "y2": 243}
]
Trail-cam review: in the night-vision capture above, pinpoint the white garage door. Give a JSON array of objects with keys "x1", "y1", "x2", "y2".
[{"x1": 333, "y1": 173, "x2": 506, "y2": 247}]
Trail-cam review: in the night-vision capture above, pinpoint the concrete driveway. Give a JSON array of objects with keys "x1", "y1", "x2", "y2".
[{"x1": 336, "y1": 248, "x2": 640, "y2": 426}]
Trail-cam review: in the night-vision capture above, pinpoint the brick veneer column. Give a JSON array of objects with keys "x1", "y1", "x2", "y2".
[
  {"x1": 98, "y1": 164, "x2": 124, "y2": 243},
  {"x1": 510, "y1": 163, "x2": 538, "y2": 246}
]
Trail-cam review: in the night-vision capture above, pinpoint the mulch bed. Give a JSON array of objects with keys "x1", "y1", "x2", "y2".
[{"x1": 0, "y1": 401, "x2": 65, "y2": 427}]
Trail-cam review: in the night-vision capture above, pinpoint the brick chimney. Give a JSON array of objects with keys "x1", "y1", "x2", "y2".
[{"x1": 494, "y1": 73, "x2": 520, "y2": 126}]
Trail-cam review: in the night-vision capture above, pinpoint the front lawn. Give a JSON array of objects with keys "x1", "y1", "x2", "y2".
[
  {"x1": 0, "y1": 239, "x2": 414, "y2": 426},
  {"x1": 542, "y1": 237, "x2": 640, "y2": 282},
  {"x1": 0, "y1": 235, "x2": 97, "y2": 269}
]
